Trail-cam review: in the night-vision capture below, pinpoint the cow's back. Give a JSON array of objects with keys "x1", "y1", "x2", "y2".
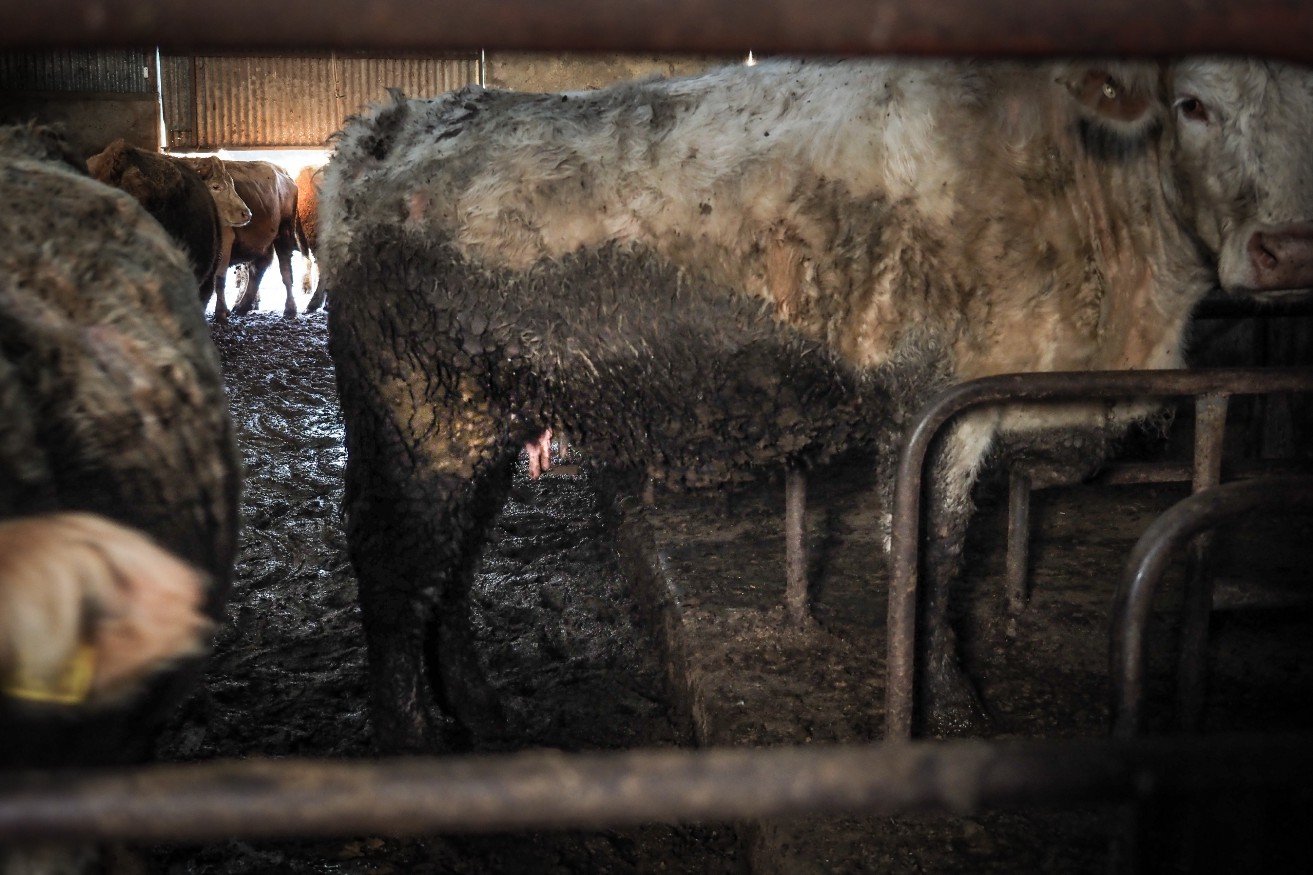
[
  {"x1": 0, "y1": 127, "x2": 239, "y2": 768},
  {"x1": 228, "y1": 160, "x2": 298, "y2": 258},
  {"x1": 295, "y1": 165, "x2": 321, "y2": 250},
  {"x1": 87, "y1": 141, "x2": 223, "y2": 289}
]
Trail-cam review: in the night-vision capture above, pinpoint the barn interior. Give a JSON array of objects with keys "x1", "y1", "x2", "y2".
[{"x1": 1, "y1": 3, "x2": 1312, "y2": 873}]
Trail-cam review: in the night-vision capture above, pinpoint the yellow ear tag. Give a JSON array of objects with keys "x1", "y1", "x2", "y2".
[{"x1": 1, "y1": 643, "x2": 97, "y2": 705}]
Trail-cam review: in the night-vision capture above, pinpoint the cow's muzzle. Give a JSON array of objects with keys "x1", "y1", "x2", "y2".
[{"x1": 1245, "y1": 223, "x2": 1313, "y2": 291}]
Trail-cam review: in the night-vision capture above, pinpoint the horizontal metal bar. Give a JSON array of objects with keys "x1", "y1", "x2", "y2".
[
  {"x1": 1109, "y1": 477, "x2": 1313, "y2": 738},
  {"x1": 1, "y1": 736, "x2": 1311, "y2": 842},
  {"x1": 3, "y1": 1, "x2": 1313, "y2": 58},
  {"x1": 1082, "y1": 458, "x2": 1313, "y2": 488},
  {"x1": 1212, "y1": 576, "x2": 1313, "y2": 612},
  {"x1": 1094, "y1": 462, "x2": 1196, "y2": 486},
  {"x1": 886, "y1": 367, "x2": 1313, "y2": 739},
  {"x1": 1194, "y1": 288, "x2": 1313, "y2": 320}
]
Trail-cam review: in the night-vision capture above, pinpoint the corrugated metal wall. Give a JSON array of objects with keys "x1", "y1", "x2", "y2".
[
  {"x1": 0, "y1": 49, "x2": 153, "y2": 94},
  {"x1": 161, "y1": 53, "x2": 479, "y2": 149}
]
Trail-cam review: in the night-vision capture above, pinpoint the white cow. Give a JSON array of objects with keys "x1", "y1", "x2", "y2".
[{"x1": 321, "y1": 58, "x2": 1313, "y2": 749}]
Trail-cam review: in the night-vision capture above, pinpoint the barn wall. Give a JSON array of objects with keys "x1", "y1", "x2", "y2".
[
  {"x1": 0, "y1": 92, "x2": 158, "y2": 159},
  {"x1": 0, "y1": 49, "x2": 153, "y2": 94},
  {"x1": 0, "y1": 49, "x2": 158, "y2": 158},
  {"x1": 484, "y1": 52, "x2": 724, "y2": 92},
  {"x1": 162, "y1": 53, "x2": 479, "y2": 150}
]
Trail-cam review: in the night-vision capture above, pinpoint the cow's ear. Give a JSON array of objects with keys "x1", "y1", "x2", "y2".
[
  {"x1": 118, "y1": 165, "x2": 151, "y2": 200},
  {"x1": 87, "y1": 140, "x2": 129, "y2": 180},
  {"x1": 1061, "y1": 64, "x2": 1163, "y2": 155},
  {"x1": 188, "y1": 156, "x2": 213, "y2": 180},
  {"x1": 1067, "y1": 69, "x2": 1155, "y2": 123}
]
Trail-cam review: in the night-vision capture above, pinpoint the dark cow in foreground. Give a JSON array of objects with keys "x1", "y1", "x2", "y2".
[
  {"x1": 321, "y1": 59, "x2": 1313, "y2": 750},
  {"x1": 202, "y1": 159, "x2": 305, "y2": 321},
  {"x1": 0, "y1": 126, "x2": 239, "y2": 778},
  {"x1": 88, "y1": 141, "x2": 252, "y2": 296},
  {"x1": 296, "y1": 164, "x2": 328, "y2": 312}
]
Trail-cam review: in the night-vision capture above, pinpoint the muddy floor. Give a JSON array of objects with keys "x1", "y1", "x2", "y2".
[
  {"x1": 625, "y1": 433, "x2": 1313, "y2": 871},
  {"x1": 152, "y1": 313, "x2": 739, "y2": 874},
  {"x1": 148, "y1": 312, "x2": 1311, "y2": 873}
]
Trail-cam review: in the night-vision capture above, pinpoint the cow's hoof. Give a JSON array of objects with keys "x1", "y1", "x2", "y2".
[
  {"x1": 211, "y1": 312, "x2": 228, "y2": 325},
  {"x1": 372, "y1": 703, "x2": 465, "y2": 754},
  {"x1": 231, "y1": 304, "x2": 254, "y2": 317},
  {"x1": 917, "y1": 647, "x2": 995, "y2": 738},
  {"x1": 282, "y1": 307, "x2": 297, "y2": 319}
]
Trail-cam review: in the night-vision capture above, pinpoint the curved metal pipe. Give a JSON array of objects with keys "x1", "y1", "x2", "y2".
[
  {"x1": 886, "y1": 367, "x2": 1313, "y2": 739},
  {"x1": 1109, "y1": 476, "x2": 1313, "y2": 739}
]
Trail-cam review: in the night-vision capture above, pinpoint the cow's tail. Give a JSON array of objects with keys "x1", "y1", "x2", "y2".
[
  {"x1": 293, "y1": 204, "x2": 322, "y2": 303},
  {"x1": 292, "y1": 205, "x2": 310, "y2": 260}
]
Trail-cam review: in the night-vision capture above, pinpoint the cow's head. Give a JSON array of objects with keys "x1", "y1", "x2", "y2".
[
  {"x1": 88, "y1": 139, "x2": 188, "y2": 208},
  {"x1": 183, "y1": 155, "x2": 252, "y2": 228},
  {"x1": 1167, "y1": 60, "x2": 1313, "y2": 293}
]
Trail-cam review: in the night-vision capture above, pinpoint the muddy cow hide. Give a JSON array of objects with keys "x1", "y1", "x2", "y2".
[
  {"x1": 0, "y1": 126, "x2": 240, "y2": 773},
  {"x1": 205, "y1": 159, "x2": 306, "y2": 322},
  {"x1": 321, "y1": 58, "x2": 1313, "y2": 750},
  {"x1": 89, "y1": 142, "x2": 252, "y2": 297},
  {"x1": 295, "y1": 164, "x2": 328, "y2": 312}
]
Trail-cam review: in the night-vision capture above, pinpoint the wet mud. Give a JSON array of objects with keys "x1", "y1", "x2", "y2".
[
  {"x1": 152, "y1": 313, "x2": 739, "y2": 874},
  {"x1": 626, "y1": 444, "x2": 1313, "y2": 871}
]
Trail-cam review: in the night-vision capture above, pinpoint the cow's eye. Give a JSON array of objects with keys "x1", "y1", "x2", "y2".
[{"x1": 1175, "y1": 96, "x2": 1210, "y2": 123}]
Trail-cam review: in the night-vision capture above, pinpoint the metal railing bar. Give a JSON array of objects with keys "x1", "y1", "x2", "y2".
[
  {"x1": 3, "y1": 1, "x2": 1313, "y2": 58},
  {"x1": 1109, "y1": 476, "x2": 1313, "y2": 738},
  {"x1": 1, "y1": 735, "x2": 1311, "y2": 842},
  {"x1": 886, "y1": 367, "x2": 1313, "y2": 739}
]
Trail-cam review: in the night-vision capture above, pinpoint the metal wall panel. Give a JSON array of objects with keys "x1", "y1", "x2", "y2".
[
  {"x1": 162, "y1": 53, "x2": 479, "y2": 149},
  {"x1": 0, "y1": 49, "x2": 154, "y2": 94}
]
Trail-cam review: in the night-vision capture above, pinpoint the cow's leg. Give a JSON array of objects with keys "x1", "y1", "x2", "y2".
[
  {"x1": 340, "y1": 358, "x2": 515, "y2": 752},
  {"x1": 918, "y1": 415, "x2": 997, "y2": 736},
  {"x1": 207, "y1": 229, "x2": 233, "y2": 323},
  {"x1": 275, "y1": 235, "x2": 298, "y2": 318},
  {"x1": 233, "y1": 254, "x2": 271, "y2": 316},
  {"x1": 305, "y1": 255, "x2": 328, "y2": 313},
  {"x1": 304, "y1": 252, "x2": 328, "y2": 312},
  {"x1": 212, "y1": 266, "x2": 230, "y2": 324}
]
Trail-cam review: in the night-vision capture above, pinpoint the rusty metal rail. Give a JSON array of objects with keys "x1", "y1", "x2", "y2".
[
  {"x1": 1004, "y1": 291, "x2": 1313, "y2": 612},
  {"x1": 1194, "y1": 287, "x2": 1313, "y2": 320},
  {"x1": 1110, "y1": 477, "x2": 1313, "y2": 739},
  {"x1": 886, "y1": 367, "x2": 1313, "y2": 740},
  {"x1": 1, "y1": 736, "x2": 1312, "y2": 842},
  {"x1": 3, "y1": 0, "x2": 1313, "y2": 57}
]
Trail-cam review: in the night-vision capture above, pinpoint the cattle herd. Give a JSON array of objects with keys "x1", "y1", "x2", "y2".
[{"x1": 2, "y1": 54, "x2": 1313, "y2": 867}]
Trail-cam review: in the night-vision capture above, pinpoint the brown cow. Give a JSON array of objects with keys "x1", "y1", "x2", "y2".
[
  {"x1": 224, "y1": 160, "x2": 304, "y2": 320},
  {"x1": 295, "y1": 164, "x2": 327, "y2": 312},
  {"x1": 90, "y1": 142, "x2": 252, "y2": 296}
]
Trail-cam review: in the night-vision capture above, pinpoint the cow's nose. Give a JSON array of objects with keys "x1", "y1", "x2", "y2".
[{"x1": 1247, "y1": 223, "x2": 1313, "y2": 290}]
